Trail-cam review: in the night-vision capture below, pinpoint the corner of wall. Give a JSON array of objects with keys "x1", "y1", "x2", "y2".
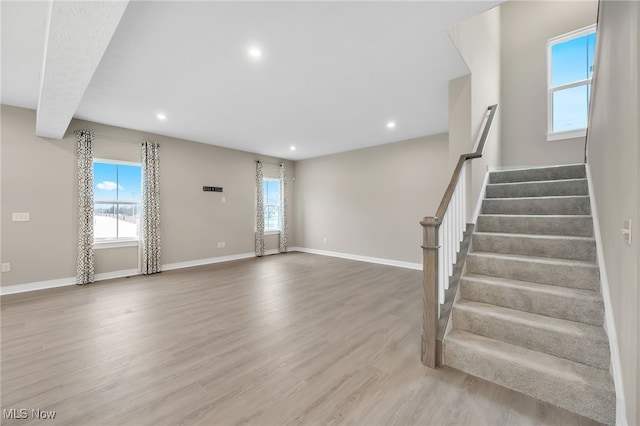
[
  {"x1": 584, "y1": 2, "x2": 639, "y2": 423},
  {"x1": 585, "y1": 164, "x2": 628, "y2": 426}
]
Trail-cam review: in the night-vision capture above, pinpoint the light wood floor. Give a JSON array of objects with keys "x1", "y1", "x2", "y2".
[{"x1": 1, "y1": 252, "x2": 601, "y2": 425}]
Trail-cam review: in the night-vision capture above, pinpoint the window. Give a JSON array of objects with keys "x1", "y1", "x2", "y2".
[
  {"x1": 263, "y1": 178, "x2": 280, "y2": 232},
  {"x1": 548, "y1": 25, "x2": 596, "y2": 140},
  {"x1": 93, "y1": 160, "x2": 142, "y2": 243}
]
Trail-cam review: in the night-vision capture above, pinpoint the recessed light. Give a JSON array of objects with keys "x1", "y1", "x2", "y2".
[
  {"x1": 248, "y1": 46, "x2": 263, "y2": 60},
  {"x1": 387, "y1": 121, "x2": 396, "y2": 129},
  {"x1": 290, "y1": 146, "x2": 296, "y2": 151},
  {"x1": 157, "y1": 113, "x2": 167, "y2": 121}
]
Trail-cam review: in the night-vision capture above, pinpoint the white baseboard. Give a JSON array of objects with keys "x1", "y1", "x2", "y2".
[
  {"x1": 0, "y1": 253, "x2": 259, "y2": 296},
  {"x1": 162, "y1": 250, "x2": 285, "y2": 272},
  {"x1": 289, "y1": 247, "x2": 421, "y2": 270},
  {"x1": 0, "y1": 268, "x2": 142, "y2": 296},
  {"x1": 585, "y1": 164, "x2": 627, "y2": 426},
  {"x1": 162, "y1": 252, "x2": 256, "y2": 271},
  {"x1": 0, "y1": 277, "x2": 76, "y2": 295},
  {"x1": 95, "y1": 268, "x2": 140, "y2": 281},
  {"x1": 1, "y1": 248, "x2": 420, "y2": 296}
]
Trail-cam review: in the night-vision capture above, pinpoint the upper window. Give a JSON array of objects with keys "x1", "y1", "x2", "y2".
[
  {"x1": 94, "y1": 160, "x2": 142, "y2": 242},
  {"x1": 263, "y1": 178, "x2": 280, "y2": 232},
  {"x1": 548, "y1": 25, "x2": 596, "y2": 139}
]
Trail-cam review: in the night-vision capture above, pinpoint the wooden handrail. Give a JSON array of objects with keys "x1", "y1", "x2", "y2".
[
  {"x1": 424, "y1": 104, "x2": 498, "y2": 225},
  {"x1": 420, "y1": 104, "x2": 497, "y2": 368}
]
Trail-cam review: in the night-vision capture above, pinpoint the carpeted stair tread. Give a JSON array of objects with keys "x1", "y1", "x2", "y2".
[
  {"x1": 460, "y1": 273, "x2": 604, "y2": 326},
  {"x1": 476, "y1": 214, "x2": 594, "y2": 237},
  {"x1": 444, "y1": 164, "x2": 613, "y2": 424},
  {"x1": 486, "y1": 178, "x2": 588, "y2": 198},
  {"x1": 444, "y1": 330, "x2": 615, "y2": 425},
  {"x1": 482, "y1": 196, "x2": 591, "y2": 215},
  {"x1": 472, "y1": 232, "x2": 596, "y2": 262},
  {"x1": 489, "y1": 164, "x2": 586, "y2": 184},
  {"x1": 453, "y1": 300, "x2": 610, "y2": 369},
  {"x1": 467, "y1": 252, "x2": 600, "y2": 291}
]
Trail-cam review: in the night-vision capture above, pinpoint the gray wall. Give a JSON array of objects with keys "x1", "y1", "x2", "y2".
[
  {"x1": 2, "y1": 106, "x2": 77, "y2": 285},
  {"x1": 586, "y1": 1, "x2": 639, "y2": 423},
  {"x1": 500, "y1": 0, "x2": 598, "y2": 167},
  {"x1": 293, "y1": 133, "x2": 449, "y2": 265},
  {"x1": 1, "y1": 105, "x2": 293, "y2": 287}
]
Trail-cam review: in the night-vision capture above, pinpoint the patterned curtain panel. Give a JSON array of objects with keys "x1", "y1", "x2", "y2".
[
  {"x1": 141, "y1": 141, "x2": 162, "y2": 274},
  {"x1": 75, "y1": 130, "x2": 95, "y2": 285},
  {"x1": 278, "y1": 162, "x2": 288, "y2": 253},
  {"x1": 255, "y1": 161, "x2": 265, "y2": 256}
]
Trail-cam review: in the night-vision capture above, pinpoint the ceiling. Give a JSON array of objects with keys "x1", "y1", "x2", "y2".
[{"x1": 1, "y1": 1, "x2": 502, "y2": 160}]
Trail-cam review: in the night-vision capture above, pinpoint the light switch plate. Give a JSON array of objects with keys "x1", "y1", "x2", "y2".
[
  {"x1": 1, "y1": 263, "x2": 10, "y2": 272},
  {"x1": 622, "y1": 219, "x2": 632, "y2": 245},
  {"x1": 12, "y1": 213, "x2": 30, "y2": 221}
]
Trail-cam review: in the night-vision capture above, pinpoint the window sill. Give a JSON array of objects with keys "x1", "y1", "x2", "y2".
[
  {"x1": 547, "y1": 129, "x2": 586, "y2": 142},
  {"x1": 94, "y1": 240, "x2": 139, "y2": 250},
  {"x1": 264, "y1": 230, "x2": 281, "y2": 236}
]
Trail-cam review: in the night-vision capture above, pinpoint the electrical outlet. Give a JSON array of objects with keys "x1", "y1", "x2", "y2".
[
  {"x1": 323, "y1": 237, "x2": 327, "y2": 244},
  {"x1": 1, "y1": 263, "x2": 10, "y2": 272},
  {"x1": 12, "y1": 213, "x2": 30, "y2": 222},
  {"x1": 218, "y1": 242, "x2": 226, "y2": 248},
  {"x1": 221, "y1": 197, "x2": 226, "y2": 204}
]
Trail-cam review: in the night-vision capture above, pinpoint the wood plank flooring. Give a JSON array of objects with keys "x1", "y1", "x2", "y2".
[{"x1": 1, "y1": 252, "x2": 601, "y2": 425}]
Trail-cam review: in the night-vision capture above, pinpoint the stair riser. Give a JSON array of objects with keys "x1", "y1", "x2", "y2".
[
  {"x1": 489, "y1": 165, "x2": 586, "y2": 184},
  {"x1": 476, "y1": 215, "x2": 594, "y2": 237},
  {"x1": 482, "y1": 197, "x2": 591, "y2": 215},
  {"x1": 486, "y1": 180, "x2": 588, "y2": 198},
  {"x1": 448, "y1": 165, "x2": 614, "y2": 425},
  {"x1": 472, "y1": 234, "x2": 596, "y2": 262},
  {"x1": 460, "y1": 279, "x2": 604, "y2": 326},
  {"x1": 453, "y1": 306, "x2": 610, "y2": 369},
  {"x1": 466, "y1": 255, "x2": 600, "y2": 291},
  {"x1": 443, "y1": 339, "x2": 615, "y2": 425}
]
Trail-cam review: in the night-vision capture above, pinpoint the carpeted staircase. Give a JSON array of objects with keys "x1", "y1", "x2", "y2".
[{"x1": 443, "y1": 164, "x2": 616, "y2": 425}]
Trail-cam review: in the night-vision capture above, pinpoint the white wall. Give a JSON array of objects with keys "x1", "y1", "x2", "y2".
[
  {"x1": 448, "y1": 75, "x2": 472, "y2": 172},
  {"x1": 448, "y1": 6, "x2": 501, "y2": 219},
  {"x1": 293, "y1": 133, "x2": 449, "y2": 265},
  {"x1": 448, "y1": 75, "x2": 474, "y2": 220},
  {"x1": 0, "y1": 105, "x2": 294, "y2": 287},
  {"x1": 586, "y1": 1, "x2": 640, "y2": 423},
  {"x1": 500, "y1": 0, "x2": 598, "y2": 167}
]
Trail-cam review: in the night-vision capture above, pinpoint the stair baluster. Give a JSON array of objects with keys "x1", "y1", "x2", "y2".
[{"x1": 420, "y1": 104, "x2": 497, "y2": 368}]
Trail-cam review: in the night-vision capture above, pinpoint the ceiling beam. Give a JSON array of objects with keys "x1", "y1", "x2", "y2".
[{"x1": 36, "y1": 0, "x2": 129, "y2": 139}]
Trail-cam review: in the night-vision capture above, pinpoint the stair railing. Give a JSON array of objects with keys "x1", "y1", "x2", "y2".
[{"x1": 421, "y1": 104, "x2": 498, "y2": 368}]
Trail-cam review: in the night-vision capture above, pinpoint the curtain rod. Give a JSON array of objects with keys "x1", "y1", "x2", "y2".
[
  {"x1": 75, "y1": 131, "x2": 157, "y2": 145},
  {"x1": 256, "y1": 160, "x2": 285, "y2": 166},
  {"x1": 85, "y1": 132, "x2": 139, "y2": 144},
  {"x1": 78, "y1": 131, "x2": 291, "y2": 158}
]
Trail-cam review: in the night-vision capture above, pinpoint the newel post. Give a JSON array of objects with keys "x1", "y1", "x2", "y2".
[{"x1": 420, "y1": 216, "x2": 440, "y2": 368}]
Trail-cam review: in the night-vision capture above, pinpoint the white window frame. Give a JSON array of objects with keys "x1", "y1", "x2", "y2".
[
  {"x1": 547, "y1": 24, "x2": 596, "y2": 141},
  {"x1": 93, "y1": 158, "x2": 142, "y2": 247},
  {"x1": 263, "y1": 177, "x2": 281, "y2": 234}
]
